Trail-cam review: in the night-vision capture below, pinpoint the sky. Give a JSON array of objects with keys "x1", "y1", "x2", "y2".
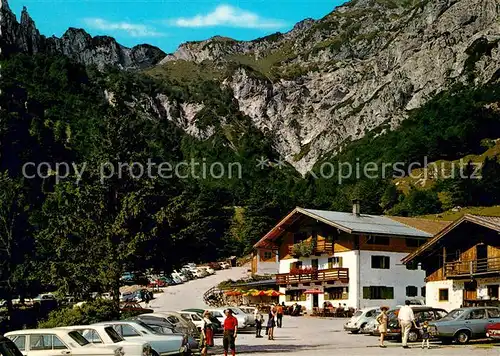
[{"x1": 8, "y1": 0, "x2": 347, "y2": 53}]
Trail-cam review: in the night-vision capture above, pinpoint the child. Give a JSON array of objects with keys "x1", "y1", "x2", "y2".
[
  {"x1": 419, "y1": 321, "x2": 430, "y2": 349},
  {"x1": 255, "y1": 311, "x2": 264, "y2": 338}
]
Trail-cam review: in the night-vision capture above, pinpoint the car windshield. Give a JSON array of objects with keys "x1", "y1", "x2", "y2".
[
  {"x1": 104, "y1": 327, "x2": 124, "y2": 343},
  {"x1": 133, "y1": 320, "x2": 161, "y2": 334},
  {"x1": 440, "y1": 309, "x2": 465, "y2": 321},
  {"x1": 69, "y1": 331, "x2": 90, "y2": 346}
]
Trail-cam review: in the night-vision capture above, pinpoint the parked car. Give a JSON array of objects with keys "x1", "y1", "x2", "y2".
[
  {"x1": 120, "y1": 291, "x2": 138, "y2": 303},
  {"x1": 178, "y1": 311, "x2": 204, "y2": 331},
  {"x1": 344, "y1": 307, "x2": 380, "y2": 334},
  {"x1": 142, "y1": 313, "x2": 200, "y2": 339},
  {"x1": 429, "y1": 307, "x2": 500, "y2": 344},
  {"x1": 486, "y1": 322, "x2": 500, "y2": 340},
  {"x1": 375, "y1": 306, "x2": 448, "y2": 342},
  {"x1": 5, "y1": 329, "x2": 123, "y2": 356},
  {"x1": 198, "y1": 267, "x2": 215, "y2": 275},
  {"x1": 93, "y1": 320, "x2": 188, "y2": 355},
  {"x1": 129, "y1": 318, "x2": 199, "y2": 352},
  {"x1": 361, "y1": 317, "x2": 379, "y2": 334},
  {"x1": 120, "y1": 302, "x2": 153, "y2": 314},
  {"x1": 32, "y1": 294, "x2": 56, "y2": 302},
  {"x1": 181, "y1": 309, "x2": 222, "y2": 332},
  {"x1": 207, "y1": 308, "x2": 249, "y2": 329},
  {"x1": 59, "y1": 325, "x2": 152, "y2": 356},
  {"x1": 238, "y1": 306, "x2": 258, "y2": 327},
  {"x1": 0, "y1": 335, "x2": 24, "y2": 356},
  {"x1": 171, "y1": 272, "x2": 186, "y2": 284},
  {"x1": 208, "y1": 263, "x2": 222, "y2": 271},
  {"x1": 229, "y1": 307, "x2": 255, "y2": 327}
]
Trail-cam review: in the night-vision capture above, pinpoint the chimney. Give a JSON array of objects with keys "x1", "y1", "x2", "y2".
[{"x1": 352, "y1": 199, "x2": 361, "y2": 216}]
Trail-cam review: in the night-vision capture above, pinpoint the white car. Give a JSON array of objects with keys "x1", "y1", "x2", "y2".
[
  {"x1": 219, "y1": 262, "x2": 231, "y2": 269},
  {"x1": 191, "y1": 269, "x2": 205, "y2": 278},
  {"x1": 198, "y1": 267, "x2": 215, "y2": 275},
  {"x1": 207, "y1": 308, "x2": 249, "y2": 329},
  {"x1": 344, "y1": 307, "x2": 380, "y2": 334},
  {"x1": 171, "y1": 271, "x2": 187, "y2": 283},
  {"x1": 93, "y1": 321, "x2": 187, "y2": 356},
  {"x1": 59, "y1": 326, "x2": 151, "y2": 356},
  {"x1": 6, "y1": 329, "x2": 123, "y2": 356},
  {"x1": 32, "y1": 294, "x2": 56, "y2": 302},
  {"x1": 361, "y1": 318, "x2": 379, "y2": 334},
  {"x1": 178, "y1": 312, "x2": 204, "y2": 331},
  {"x1": 237, "y1": 307, "x2": 256, "y2": 326}
]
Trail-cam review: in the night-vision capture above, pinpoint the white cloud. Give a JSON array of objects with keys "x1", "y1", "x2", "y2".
[
  {"x1": 169, "y1": 4, "x2": 286, "y2": 29},
  {"x1": 83, "y1": 18, "x2": 165, "y2": 38}
]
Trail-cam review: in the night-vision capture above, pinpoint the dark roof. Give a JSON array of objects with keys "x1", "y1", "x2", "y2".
[
  {"x1": 254, "y1": 207, "x2": 434, "y2": 248},
  {"x1": 402, "y1": 214, "x2": 500, "y2": 263}
]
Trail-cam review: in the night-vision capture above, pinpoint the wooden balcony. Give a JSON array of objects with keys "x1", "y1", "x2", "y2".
[
  {"x1": 288, "y1": 240, "x2": 334, "y2": 256},
  {"x1": 444, "y1": 257, "x2": 500, "y2": 278},
  {"x1": 276, "y1": 268, "x2": 349, "y2": 285}
]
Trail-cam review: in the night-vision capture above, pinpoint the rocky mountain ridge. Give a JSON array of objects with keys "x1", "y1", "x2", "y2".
[
  {"x1": 159, "y1": 0, "x2": 500, "y2": 174},
  {"x1": 0, "y1": 0, "x2": 165, "y2": 70}
]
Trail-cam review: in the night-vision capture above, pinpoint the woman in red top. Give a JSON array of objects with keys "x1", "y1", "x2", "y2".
[{"x1": 223, "y1": 309, "x2": 238, "y2": 356}]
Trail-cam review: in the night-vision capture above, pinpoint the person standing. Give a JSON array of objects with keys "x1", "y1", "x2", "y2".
[
  {"x1": 144, "y1": 291, "x2": 151, "y2": 308},
  {"x1": 267, "y1": 305, "x2": 276, "y2": 340},
  {"x1": 276, "y1": 303, "x2": 284, "y2": 328},
  {"x1": 255, "y1": 311, "x2": 264, "y2": 338},
  {"x1": 419, "y1": 321, "x2": 430, "y2": 349},
  {"x1": 223, "y1": 309, "x2": 238, "y2": 356},
  {"x1": 376, "y1": 306, "x2": 389, "y2": 348},
  {"x1": 200, "y1": 311, "x2": 213, "y2": 356},
  {"x1": 398, "y1": 300, "x2": 416, "y2": 349}
]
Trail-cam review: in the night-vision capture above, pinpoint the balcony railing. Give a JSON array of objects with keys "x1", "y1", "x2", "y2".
[
  {"x1": 276, "y1": 268, "x2": 349, "y2": 285},
  {"x1": 288, "y1": 240, "x2": 334, "y2": 256},
  {"x1": 444, "y1": 257, "x2": 500, "y2": 278}
]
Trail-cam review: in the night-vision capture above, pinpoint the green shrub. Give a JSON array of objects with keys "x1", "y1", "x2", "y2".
[{"x1": 38, "y1": 299, "x2": 118, "y2": 328}]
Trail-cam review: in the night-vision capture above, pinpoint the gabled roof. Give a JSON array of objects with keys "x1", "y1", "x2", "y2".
[
  {"x1": 402, "y1": 214, "x2": 500, "y2": 263},
  {"x1": 253, "y1": 207, "x2": 433, "y2": 249}
]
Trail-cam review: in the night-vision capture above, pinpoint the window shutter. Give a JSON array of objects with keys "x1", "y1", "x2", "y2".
[
  {"x1": 339, "y1": 256, "x2": 343, "y2": 267},
  {"x1": 363, "y1": 287, "x2": 370, "y2": 299},
  {"x1": 387, "y1": 287, "x2": 394, "y2": 299}
]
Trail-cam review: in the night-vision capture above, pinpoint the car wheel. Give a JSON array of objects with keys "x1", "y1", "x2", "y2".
[
  {"x1": 408, "y1": 330, "x2": 419, "y2": 343},
  {"x1": 455, "y1": 330, "x2": 470, "y2": 344}
]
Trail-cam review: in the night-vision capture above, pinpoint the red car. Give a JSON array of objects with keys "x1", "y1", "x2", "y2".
[{"x1": 486, "y1": 323, "x2": 500, "y2": 339}]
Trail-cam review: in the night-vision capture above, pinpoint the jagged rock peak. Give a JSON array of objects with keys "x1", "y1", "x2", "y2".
[{"x1": 0, "y1": 0, "x2": 165, "y2": 70}]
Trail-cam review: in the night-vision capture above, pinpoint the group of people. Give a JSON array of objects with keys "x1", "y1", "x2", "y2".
[
  {"x1": 254, "y1": 302, "x2": 285, "y2": 340},
  {"x1": 199, "y1": 303, "x2": 288, "y2": 356},
  {"x1": 376, "y1": 300, "x2": 430, "y2": 349}
]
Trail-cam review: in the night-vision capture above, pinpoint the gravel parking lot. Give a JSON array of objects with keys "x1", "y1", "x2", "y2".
[{"x1": 147, "y1": 267, "x2": 500, "y2": 355}]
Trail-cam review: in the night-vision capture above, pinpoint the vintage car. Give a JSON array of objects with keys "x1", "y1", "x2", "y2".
[
  {"x1": 5, "y1": 329, "x2": 123, "y2": 356},
  {"x1": 373, "y1": 306, "x2": 448, "y2": 342},
  {"x1": 429, "y1": 307, "x2": 500, "y2": 344},
  {"x1": 93, "y1": 320, "x2": 188, "y2": 355},
  {"x1": 486, "y1": 322, "x2": 500, "y2": 339},
  {"x1": 344, "y1": 307, "x2": 380, "y2": 334},
  {"x1": 142, "y1": 313, "x2": 200, "y2": 339},
  {"x1": 181, "y1": 309, "x2": 222, "y2": 332},
  {"x1": 207, "y1": 308, "x2": 249, "y2": 329},
  {"x1": 59, "y1": 325, "x2": 151, "y2": 356}
]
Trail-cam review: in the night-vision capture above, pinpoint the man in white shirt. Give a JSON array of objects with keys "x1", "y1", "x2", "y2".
[{"x1": 398, "y1": 300, "x2": 415, "y2": 348}]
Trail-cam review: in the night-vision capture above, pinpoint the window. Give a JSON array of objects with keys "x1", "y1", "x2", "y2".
[
  {"x1": 435, "y1": 310, "x2": 448, "y2": 319},
  {"x1": 104, "y1": 327, "x2": 123, "y2": 343},
  {"x1": 82, "y1": 330, "x2": 102, "y2": 344},
  {"x1": 167, "y1": 316, "x2": 180, "y2": 324},
  {"x1": 488, "y1": 285, "x2": 499, "y2": 299},
  {"x1": 406, "y1": 286, "x2": 418, "y2": 297},
  {"x1": 327, "y1": 257, "x2": 343, "y2": 268},
  {"x1": 363, "y1": 286, "x2": 394, "y2": 300},
  {"x1": 415, "y1": 311, "x2": 433, "y2": 323},
  {"x1": 488, "y1": 308, "x2": 500, "y2": 318},
  {"x1": 291, "y1": 261, "x2": 303, "y2": 270},
  {"x1": 371, "y1": 256, "x2": 390, "y2": 269},
  {"x1": 366, "y1": 236, "x2": 390, "y2": 245},
  {"x1": 285, "y1": 290, "x2": 306, "y2": 302},
  {"x1": 263, "y1": 251, "x2": 273, "y2": 260},
  {"x1": 12, "y1": 336, "x2": 25, "y2": 351},
  {"x1": 52, "y1": 336, "x2": 67, "y2": 350},
  {"x1": 191, "y1": 314, "x2": 202, "y2": 321},
  {"x1": 121, "y1": 325, "x2": 140, "y2": 337},
  {"x1": 30, "y1": 335, "x2": 51, "y2": 350},
  {"x1": 405, "y1": 238, "x2": 426, "y2": 248},
  {"x1": 406, "y1": 261, "x2": 418, "y2": 270},
  {"x1": 421, "y1": 287, "x2": 426, "y2": 298},
  {"x1": 467, "y1": 309, "x2": 486, "y2": 320},
  {"x1": 438, "y1": 288, "x2": 449, "y2": 301},
  {"x1": 325, "y1": 287, "x2": 348, "y2": 300}
]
